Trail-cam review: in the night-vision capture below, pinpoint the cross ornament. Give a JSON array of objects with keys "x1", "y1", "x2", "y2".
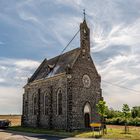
[{"x1": 83, "y1": 9, "x2": 86, "y2": 20}]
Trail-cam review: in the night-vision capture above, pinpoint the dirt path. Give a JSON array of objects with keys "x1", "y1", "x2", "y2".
[
  {"x1": 0, "y1": 129, "x2": 39, "y2": 140},
  {"x1": 0, "y1": 129, "x2": 105, "y2": 140}
]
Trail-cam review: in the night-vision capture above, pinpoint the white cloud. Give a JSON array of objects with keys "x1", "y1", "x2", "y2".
[
  {"x1": 18, "y1": 11, "x2": 38, "y2": 22},
  {"x1": 0, "y1": 58, "x2": 40, "y2": 114},
  {"x1": 56, "y1": 0, "x2": 82, "y2": 10},
  {"x1": 0, "y1": 86, "x2": 22, "y2": 114},
  {"x1": 0, "y1": 78, "x2": 5, "y2": 83},
  {"x1": 104, "y1": 90, "x2": 140, "y2": 110},
  {"x1": 92, "y1": 18, "x2": 140, "y2": 52},
  {"x1": 15, "y1": 59, "x2": 40, "y2": 69},
  {"x1": 97, "y1": 52, "x2": 140, "y2": 110},
  {"x1": 99, "y1": 53, "x2": 140, "y2": 81},
  {"x1": 0, "y1": 58, "x2": 40, "y2": 87},
  {"x1": 0, "y1": 0, "x2": 140, "y2": 113}
]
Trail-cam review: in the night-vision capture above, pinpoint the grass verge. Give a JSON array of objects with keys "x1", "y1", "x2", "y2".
[
  {"x1": 8, "y1": 126, "x2": 77, "y2": 137},
  {"x1": 8, "y1": 125, "x2": 140, "y2": 139}
]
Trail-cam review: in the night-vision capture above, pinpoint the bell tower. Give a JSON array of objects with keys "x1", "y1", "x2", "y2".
[{"x1": 80, "y1": 10, "x2": 90, "y2": 54}]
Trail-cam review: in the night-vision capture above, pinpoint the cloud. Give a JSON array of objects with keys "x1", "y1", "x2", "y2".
[
  {"x1": 0, "y1": 57, "x2": 40, "y2": 114},
  {"x1": 104, "y1": 88, "x2": 140, "y2": 110},
  {"x1": 0, "y1": 78, "x2": 5, "y2": 83},
  {"x1": 56, "y1": 0, "x2": 82, "y2": 10},
  {"x1": 0, "y1": 58, "x2": 40, "y2": 87},
  {"x1": 92, "y1": 18, "x2": 140, "y2": 52},
  {"x1": 0, "y1": 86, "x2": 22, "y2": 114},
  {"x1": 14, "y1": 59, "x2": 40, "y2": 69},
  {"x1": 18, "y1": 11, "x2": 38, "y2": 22},
  {"x1": 97, "y1": 53, "x2": 140, "y2": 88},
  {"x1": 97, "y1": 52, "x2": 140, "y2": 110},
  {"x1": 0, "y1": 0, "x2": 140, "y2": 114}
]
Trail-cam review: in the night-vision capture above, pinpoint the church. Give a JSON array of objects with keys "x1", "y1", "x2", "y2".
[{"x1": 22, "y1": 16, "x2": 103, "y2": 130}]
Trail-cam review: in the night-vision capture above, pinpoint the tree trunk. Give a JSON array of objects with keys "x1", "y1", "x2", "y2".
[
  {"x1": 125, "y1": 122, "x2": 127, "y2": 134},
  {"x1": 101, "y1": 116, "x2": 105, "y2": 135}
]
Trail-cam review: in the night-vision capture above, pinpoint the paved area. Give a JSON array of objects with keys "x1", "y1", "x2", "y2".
[{"x1": 0, "y1": 129, "x2": 104, "y2": 140}]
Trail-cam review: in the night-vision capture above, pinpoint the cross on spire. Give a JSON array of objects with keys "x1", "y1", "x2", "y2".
[{"x1": 83, "y1": 9, "x2": 86, "y2": 20}]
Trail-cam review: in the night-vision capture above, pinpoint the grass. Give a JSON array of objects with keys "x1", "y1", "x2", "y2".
[
  {"x1": 8, "y1": 126, "x2": 77, "y2": 137},
  {"x1": 1, "y1": 115, "x2": 140, "y2": 139},
  {"x1": 8, "y1": 125, "x2": 140, "y2": 139},
  {"x1": 103, "y1": 125, "x2": 140, "y2": 140},
  {"x1": 76, "y1": 125, "x2": 140, "y2": 140}
]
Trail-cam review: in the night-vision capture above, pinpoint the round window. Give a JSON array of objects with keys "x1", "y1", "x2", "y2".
[{"x1": 82, "y1": 75, "x2": 91, "y2": 88}]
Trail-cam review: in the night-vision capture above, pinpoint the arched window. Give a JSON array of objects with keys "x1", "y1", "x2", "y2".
[
  {"x1": 44, "y1": 94, "x2": 49, "y2": 115},
  {"x1": 57, "y1": 89, "x2": 62, "y2": 115},
  {"x1": 33, "y1": 95, "x2": 37, "y2": 115},
  {"x1": 25, "y1": 100, "x2": 28, "y2": 115},
  {"x1": 84, "y1": 102, "x2": 91, "y2": 114}
]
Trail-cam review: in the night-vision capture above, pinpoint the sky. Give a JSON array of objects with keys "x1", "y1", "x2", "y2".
[{"x1": 0, "y1": 0, "x2": 140, "y2": 114}]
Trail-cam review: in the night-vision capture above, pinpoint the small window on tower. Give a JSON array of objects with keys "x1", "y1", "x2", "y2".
[
  {"x1": 82, "y1": 49, "x2": 86, "y2": 53},
  {"x1": 84, "y1": 28, "x2": 86, "y2": 34}
]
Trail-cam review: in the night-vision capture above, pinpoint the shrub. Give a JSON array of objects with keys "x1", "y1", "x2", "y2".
[{"x1": 106, "y1": 117, "x2": 140, "y2": 126}]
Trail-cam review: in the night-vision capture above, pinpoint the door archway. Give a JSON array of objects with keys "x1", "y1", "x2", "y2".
[{"x1": 84, "y1": 102, "x2": 91, "y2": 128}]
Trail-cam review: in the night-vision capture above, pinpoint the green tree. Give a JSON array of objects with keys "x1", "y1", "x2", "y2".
[
  {"x1": 122, "y1": 104, "x2": 130, "y2": 134},
  {"x1": 96, "y1": 100, "x2": 108, "y2": 134},
  {"x1": 105, "y1": 107, "x2": 123, "y2": 118},
  {"x1": 105, "y1": 107, "x2": 114, "y2": 118},
  {"x1": 131, "y1": 106, "x2": 140, "y2": 118}
]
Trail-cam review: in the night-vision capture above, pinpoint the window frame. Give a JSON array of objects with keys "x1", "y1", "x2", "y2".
[{"x1": 57, "y1": 88, "x2": 62, "y2": 115}]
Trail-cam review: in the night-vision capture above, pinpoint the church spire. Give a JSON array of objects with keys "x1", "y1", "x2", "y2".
[{"x1": 80, "y1": 10, "x2": 90, "y2": 54}]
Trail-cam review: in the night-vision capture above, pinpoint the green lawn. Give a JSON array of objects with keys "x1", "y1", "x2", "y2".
[
  {"x1": 8, "y1": 125, "x2": 140, "y2": 139},
  {"x1": 8, "y1": 126, "x2": 74, "y2": 137},
  {"x1": 103, "y1": 125, "x2": 140, "y2": 140},
  {"x1": 76, "y1": 125, "x2": 140, "y2": 139}
]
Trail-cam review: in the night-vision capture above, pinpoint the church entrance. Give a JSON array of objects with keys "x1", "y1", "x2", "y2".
[
  {"x1": 84, "y1": 102, "x2": 91, "y2": 128},
  {"x1": 84, "y1": 113, "x2": 90, "y2": 127}
]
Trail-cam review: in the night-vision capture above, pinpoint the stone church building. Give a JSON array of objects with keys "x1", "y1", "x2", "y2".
[{"x1": 22, "y1": 18, "x2": 103, "y2": 130}]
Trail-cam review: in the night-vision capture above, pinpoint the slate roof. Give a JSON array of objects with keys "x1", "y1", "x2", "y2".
[{"x1": 29, "y1": 48, "x2": 81, "y2": 82}]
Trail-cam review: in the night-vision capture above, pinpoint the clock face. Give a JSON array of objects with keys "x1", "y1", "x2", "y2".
[{"x1": 82, "y1": 75, "x2": 91, "y2": 88}]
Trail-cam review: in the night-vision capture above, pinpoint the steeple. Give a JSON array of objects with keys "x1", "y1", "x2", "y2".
[{"x1": 80, "y1": 9, "x2": 90, "y2": 54}]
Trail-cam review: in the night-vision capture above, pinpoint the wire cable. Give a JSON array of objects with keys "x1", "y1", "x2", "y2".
[
  {"x1": 54, "y1": 29, "x2": 80, "y2": 68},
  {"x1": 48, "y1": 29, "x2": 80, "y2": 77},
  {"x1": 102, "y1": 80, "x2": 140, "y2": 94}
]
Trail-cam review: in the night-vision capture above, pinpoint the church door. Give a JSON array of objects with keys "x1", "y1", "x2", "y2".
[{"x1": 85, "y1": 113, "x2": 90, "y2": 128}]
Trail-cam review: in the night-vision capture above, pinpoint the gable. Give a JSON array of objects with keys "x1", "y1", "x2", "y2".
[{"x1": 72, "y1": 52, "x2": 100, "y2": 77}]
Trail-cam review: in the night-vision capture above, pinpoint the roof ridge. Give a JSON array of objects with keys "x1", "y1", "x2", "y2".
[
  {"x1": 47, "y1": 47, "x2": 80, "y2": 62},
  {"x1": 28, "y1": 47, "x2": 81, "y2": 82}
]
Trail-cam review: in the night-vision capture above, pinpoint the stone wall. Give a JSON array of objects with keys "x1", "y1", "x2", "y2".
[
  {"x1": 22, "y1": 51, "x2": 102, "y2": 130},
  {"x1": 69, "y1": 51, "x2": 102, "y2": 130},
  {"x1": 22, "y1": 74, "x2": 68, "y2": 129}
]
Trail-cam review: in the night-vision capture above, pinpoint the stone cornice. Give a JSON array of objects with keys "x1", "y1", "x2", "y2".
[{"x1": 24, "y1": 72, "x2": 66, "y2": 88}]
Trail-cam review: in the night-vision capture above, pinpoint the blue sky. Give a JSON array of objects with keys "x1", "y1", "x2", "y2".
[{"x1": 0, "y1": 0, "x2": 140, "y2": 114}]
